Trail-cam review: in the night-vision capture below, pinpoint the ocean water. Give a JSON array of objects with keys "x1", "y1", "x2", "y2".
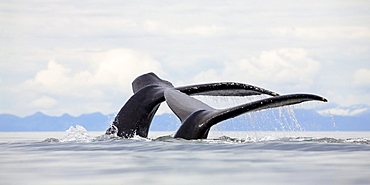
[
  {"x1": 1, "y1": 128, "x2": 370, "y2": 185},
  {"x1": 0, "y1": 126, "x2": 370, "y2": 185}
]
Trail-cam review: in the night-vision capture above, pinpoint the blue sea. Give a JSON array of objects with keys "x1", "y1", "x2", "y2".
[{"x1": 1, "y1": 127, "x2": 369, "y2": 185}]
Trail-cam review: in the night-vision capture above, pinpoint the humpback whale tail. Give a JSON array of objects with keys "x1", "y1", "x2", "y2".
[
  {"x1": 164, "y1": 89, "x2": 327, "y2": 140},
  {"x1": 108, "y1": 72, "x2": 280, "y2": 138}
]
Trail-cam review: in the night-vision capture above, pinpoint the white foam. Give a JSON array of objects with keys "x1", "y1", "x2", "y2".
[{"x1": 59, "y1": 125, "x2": 94, "y2": 142}]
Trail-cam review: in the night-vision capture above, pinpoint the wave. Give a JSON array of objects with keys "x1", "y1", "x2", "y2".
[{"x1": 41, "y1": 125, "x2": 370, "y2": 147}]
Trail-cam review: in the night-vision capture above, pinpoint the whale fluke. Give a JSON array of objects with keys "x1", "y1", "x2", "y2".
[
  {"x1": 107, "y1": 72, "x2": 280, "y2": 138},
  {"x1": 164, "y1": 89, "x2": 327, "y2": 140},
  {"x1": 175, "y1": 82, "x2": 279, "y2": 97}
]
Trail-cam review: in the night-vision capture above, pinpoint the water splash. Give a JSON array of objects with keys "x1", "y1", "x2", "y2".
[
  {"x1": 192, "y1": 95, "x2": 310, "y2": 133},
  {"x1": 59, "y1": 125, "x2": 94, "y2": 142},
  {"x1": 328, "y1": 111, "x2": 337, "y2": 130}
]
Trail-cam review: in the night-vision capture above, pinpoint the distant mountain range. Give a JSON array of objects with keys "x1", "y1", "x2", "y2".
[{"x1": 1, "y1": 109, "x2": 369, "y2": 132}]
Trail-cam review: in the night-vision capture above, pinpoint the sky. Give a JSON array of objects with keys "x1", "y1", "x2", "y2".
[{"x1": 1, "y1": 0, "x2": 370, "y2": 117}]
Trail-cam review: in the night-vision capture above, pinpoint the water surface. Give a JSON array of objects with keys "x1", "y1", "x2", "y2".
[{"x1": 1, "y1": 129, "x2": 369, "y2": 185}]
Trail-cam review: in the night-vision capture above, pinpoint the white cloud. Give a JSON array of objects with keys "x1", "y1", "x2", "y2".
[
  {"x1": 325, "y1": 91, "x2": 370, "y2": 107},
  {"x1": 29, "y1": 96, "x2": 58, "y2": 108},
  {"x1": 193, "y1": 48, "x2": 321, "y2": 92},
  {"x1": 317, "y1": 107, "x2": 368, "y2": 116},
  {"x1": 271, "y1": 26, "x2": 370, "y2": 40},
  {"x1": 17, "y1": 49, "x2": 163, "y2": 116},
  {"x1": 21, "y1": 49, "x2": 163, "y2": 98},
  {"x1": 91, "y1": 49, "x2": 163, "y2": 88},
  {"x1": 2, "y1": 0, "x2": 370, "y2": 117},
  {"x1": 353, "y1": 68, "x2": 370, "y2": 86},
  {"x1": 143, "y1": 20, "x2": 225, "y2": 37},
  {"x1": 171, "y1": 25, "x2": 225, "y2": 37},
  {"x1": 22, "y1": 60, "x2": 72, "y2": 95},
  {"x1": 143, "y1": 20, "x2": 160, "y2": 32}
]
